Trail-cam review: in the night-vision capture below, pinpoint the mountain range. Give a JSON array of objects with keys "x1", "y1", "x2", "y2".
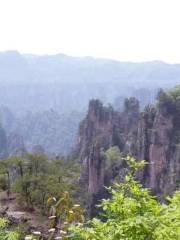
[{"x1": 0, "y1": 50, "x2": 179, "y2": 154}]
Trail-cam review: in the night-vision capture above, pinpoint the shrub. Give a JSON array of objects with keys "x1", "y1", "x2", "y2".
[{"x1": 71, "y1": 157, "x2": 180, "y2": 240}]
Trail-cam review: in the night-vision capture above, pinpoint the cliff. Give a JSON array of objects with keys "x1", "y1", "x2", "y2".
[
  {"x1": 78, "y1": 100, "x2": 116, "y2": 194},
  {"x1": 78, "y1": 87, "x2": 180, "y2": 200}
]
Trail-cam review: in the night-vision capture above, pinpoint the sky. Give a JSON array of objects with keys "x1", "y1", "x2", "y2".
[{"x1": 0, "y1": 0, "x2": 180, "y2": 63}]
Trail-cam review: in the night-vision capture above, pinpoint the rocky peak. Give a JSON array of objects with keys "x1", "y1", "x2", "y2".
[
  {"x1": 78, "y1": 87, "x2": 180, "y2": 200},
  {"x1": 79, "y1": 100, "x2": 118, "y2": 194}
]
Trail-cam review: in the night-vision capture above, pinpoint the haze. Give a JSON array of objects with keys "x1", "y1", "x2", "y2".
[{"x1": 0, "y1": 0, "x2": 180, "y2": 63}]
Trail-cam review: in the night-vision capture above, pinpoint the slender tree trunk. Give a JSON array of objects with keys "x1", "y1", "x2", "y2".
[
  {"x1": 19, "y1": 163, "x2": 23, "y2": 177},
  {"x1": 7, "y1": 171, "x2": 10, "y2": 198}
]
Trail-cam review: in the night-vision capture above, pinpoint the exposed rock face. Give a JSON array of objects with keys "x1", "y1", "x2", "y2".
[
  {"x1": 78, "y1": 92, "x2": 180, "y2": 199},
  {"x1": 121, "y1": 97, "x2": 140, "y2": 156},
  {"x1": 79, "y1": 100, "x2": 117, "y2": 194},
  {"x1": 79, "y1": 98, "x2": 142, "y2": 195},
  {"x1": 148, "y1": 110, "x2": 174, "y2": 194},
  {"x1": 137, "y1": 89, "x2": 180, "y2": 196},
  {"x1": 6, "y1": 211, "x2": 29, "y2": 224}
]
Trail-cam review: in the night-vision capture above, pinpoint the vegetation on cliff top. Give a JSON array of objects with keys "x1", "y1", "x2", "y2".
[{"x1": 157, "y1": 85, "x2": 180, "y2": 144}]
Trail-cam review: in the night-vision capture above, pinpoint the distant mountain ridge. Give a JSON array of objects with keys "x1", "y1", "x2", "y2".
[
  {"x1": 0, "y1": 50, "x2": 179, "y2": 115},
  {"x1": 0, "y1": 50, "x2": 179, "y2": 154}
]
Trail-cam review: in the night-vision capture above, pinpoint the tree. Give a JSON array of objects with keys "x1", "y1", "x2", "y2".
[
  {"x1": 25, "y1": 192, "x2": 84, "y2": 240},
  {"x1": 11, "y1": 154, "x2": 82, "y2": 211},
  {"x1": 157, "y1": 89, "x2": 175, "y2": 115},
  {"x1": 0, "y1": 160, "x2": 11, "y2": 197},
  {"x1": 71, "y1": 156, "x2": 180, "y2": 240},
  {"x1": 169, "y1": 85, "x2": 180, "y2": 100},
  {"x1": 48, "y1": 191, "x2": 84, "y2": 227},
  {"x1": 105, "y1": 146, "x2": 122, "y2": 169},
  {"x1": 124, "y1": 97, "x2": 139, "y2": 113}
]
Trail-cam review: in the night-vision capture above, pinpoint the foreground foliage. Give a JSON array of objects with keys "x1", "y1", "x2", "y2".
[
  {"x1": 0, "y1": 217, "x2": 20, "y2": 240},
  {"x1": 1, "y1": 154, "x2": 180, "y2": 239},
  {"x1": 71, "y1": 157, "x2": 180, "y2": 240}
]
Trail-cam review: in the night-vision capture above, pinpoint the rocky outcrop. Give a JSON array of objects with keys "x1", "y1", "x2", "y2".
[
  {"x1": 79, "y1": 100, "x2": 117, "y2": 194},
  {"x1": 79, "y1": 98, "x2": 141, "y2": 195},
  {"x1": 6, "y1": 211, "x2": 29, "y2": 224},
  {"x1": 78, "y1": 90, "x2": 180, "y2": 199},
  {"x1": 148, "y1": 110, "x2": 174, "y2": 194}
]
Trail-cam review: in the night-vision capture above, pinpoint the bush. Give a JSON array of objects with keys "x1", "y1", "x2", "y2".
[
  {"x1": 0, "y1": 218, "x2": 20, "y2": 240},
  {"x1": 71, "y1": 157, "x2": 180, "y2": 240}
]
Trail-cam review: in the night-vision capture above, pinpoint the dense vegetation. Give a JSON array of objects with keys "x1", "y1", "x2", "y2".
[
  {"x1": 158, "y1": 85, "x2": 180, "y2": 143},
  {"x1": 0, "y1": 154, "x2": 84, "y2": 211},
  {"x1": 1, "y1": 154, "x2": 179, "y2": 239},
  {"x1": 0, "y1": 217, "x2": 20, "y2": 240},
  {"x1": 71, "y1": 157, "x2": 180, "y2": 240},
  {"x1": 0, "y1": 153, "x2": 86, "y2": 239}
]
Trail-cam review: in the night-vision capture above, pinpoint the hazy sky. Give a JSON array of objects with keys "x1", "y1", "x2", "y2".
[{"x1": 0, "y1": 0, "x2": 180, "y2": 63}]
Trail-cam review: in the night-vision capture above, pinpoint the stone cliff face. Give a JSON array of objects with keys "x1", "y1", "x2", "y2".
[
  {"x1": 78, "y1": 91, "x2": 180, "y2": 199},
  {"x1": 136, "y1": 106, "x2": 179, "y2": 196},
  {"x1": 78, "y1": 100, "x2": 117, "y2": 194},
  {"x1": 78, "y1": 98, "x2": 141, "y2": 195},
  {"x1": 149, "y1": 110, "x2": 174, "y2": 194}
]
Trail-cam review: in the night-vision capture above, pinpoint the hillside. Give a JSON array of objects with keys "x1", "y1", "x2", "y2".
[{"x1": 0, "y1": 107, "x2": 83, "y2": 155}]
